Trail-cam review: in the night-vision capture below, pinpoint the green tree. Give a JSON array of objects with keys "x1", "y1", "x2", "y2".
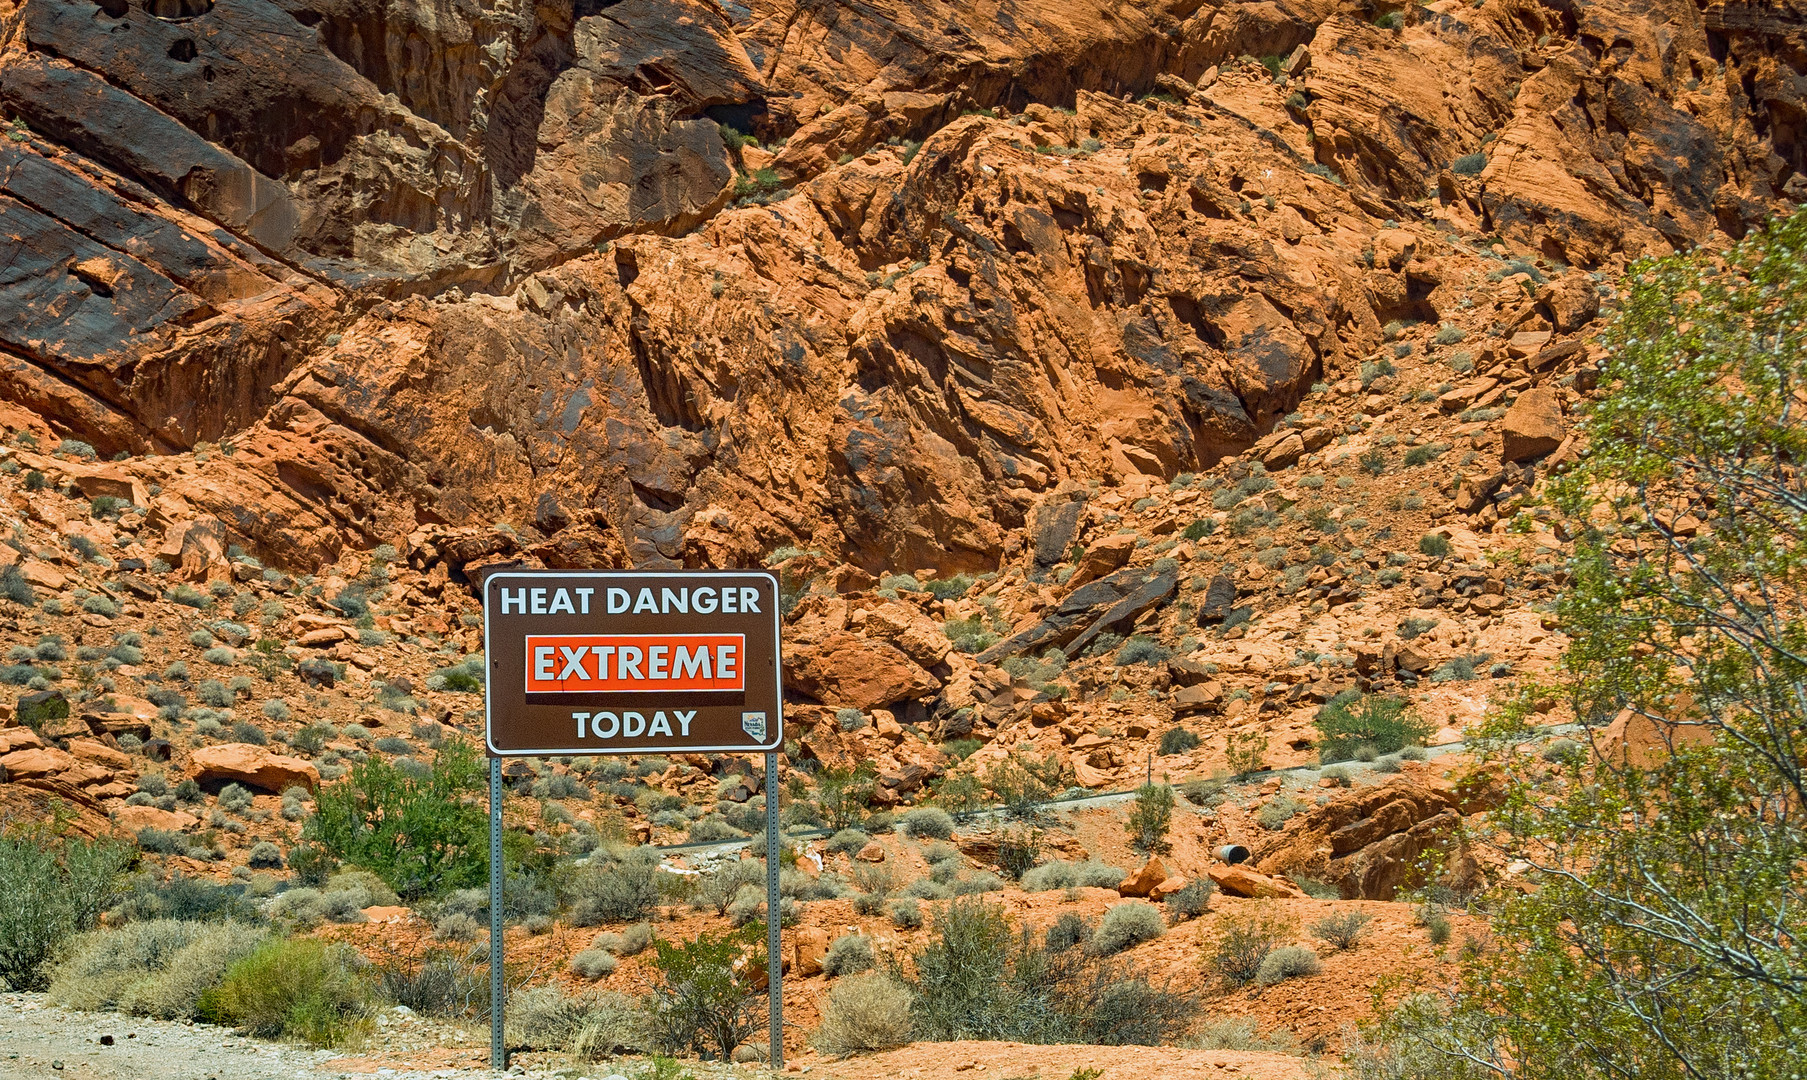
[
  {"x1": 1125, "y1": 783, "x2": 1173, "y2": 856},
  {"x1": 1361, "y1": 213, "x2": 1807, "y2": 1077},
  {"x1": 303, "y1": 738, "x2": 488, "y2": 899},
  {"x1": 0, "y1": 819, "x2": 133, "y2": 989},
  {"x1": 642, "y1": 923, "x2": 766, "y2": 1060}
]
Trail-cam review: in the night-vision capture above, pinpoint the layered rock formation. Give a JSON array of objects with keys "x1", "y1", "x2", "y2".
[{"x1": 0, "y1": 0, "x2": 1800, "y2": 573}]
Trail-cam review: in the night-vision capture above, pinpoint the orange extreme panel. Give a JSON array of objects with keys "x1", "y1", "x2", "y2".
[{"x1": 524, "y1": 634, "x2": 745, "y2": 693}]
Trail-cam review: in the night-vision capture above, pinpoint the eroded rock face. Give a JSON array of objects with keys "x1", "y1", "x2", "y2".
[{"x1": 0, "y1": 0, "x2": 1799, "y2": 573}]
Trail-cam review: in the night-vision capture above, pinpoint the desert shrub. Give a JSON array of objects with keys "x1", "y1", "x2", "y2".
[
  {"x1": 1431, "y1": 654, "x2": 1488, "y2": 683},
  {"x1": 902, "y1": 898, "x2": 1196, "y2": 1046},
  {"x1": 1164, "y1": 880, "x2": 1214, "y2": 923},
  {"x1": 1397, "y1": 616, "x2": 1439, "y2": 640},
  {"x1": 824, "y1": 932, "x2": 876, "y2": 977},
  {"x1": 1312, "y1": 910, "x2": 1372, "y2": 950},
  {"x1": 1044, "y1": 912, "x2": 1091, "y2": 953},
  {"x1": 1158, "y1": 726, "x2": 1201, "y2": 755},
  {"x1": 1450, "y1": 152, "x2": 1486, "y2": 176},
  {"x1": 1185, "y1": 1015, "x2": 1303, "y2": 1052},
  {"x1": 1114, "y1": 636, "x2": 1171, "y2": 667},
  {"x1": 1426, "y1": 915, "x2": 1453, "y2": 945},
  {"x1": 110, "y1": 872, "x2": 258, "y2": 924},
  {"x1": 642, "y1": 923, "x2": 766, "y2": 1060},
  {"x1": 202, "y1": 647, "x2": 236, "y2": 666},
  {"x1": 374, "y1": 736, "x2": 411, "y2": 754},
  {"x1": 1020, "y1": 859, "x2": 1124, "y2": 892},
  {"x1": 0, "y1": 823, "x2": 134, "y2": 990},
  {"x1": 303, "y1": 739, "x2": 487, "y2": 899},
  {"x1": 815, "y1": 763, "x2": 877, "y2": 831},
  {"x1": 994, "y1": 825, "x2": 1044, "y2": 879},
  {"x1": 567, "y1": 850, "x2": 665, "y2": 925},
  {"x1": 48, "y1": 919, "x2": 266, "y2": 1019},
  {"x1": 1256, "y1": 945, "x2": 1321, "y2": 985},
  {"x1": 291, "y1": 722, "x2": 335, "y2": 754},
  {"x1": 1209, "y1": 905, "x2": 1297, "y2": 986},
  {"x1": 1090, "y1": 902, "x2": 1164, "y2": 956},
  {"x1": 247, "y1": 842, "x2": 284, "y2": 869},
  {"x1": 570, "y1": 949, "x2": 618, "y2": 979},
  {"x1": 1418, "y1": 533, "x2": 1451, "y2": 557},
  {"x1": 887, "y1": 898, "x2": 923, "y2": 929},
  {"x1": 827, "y1": 828, "x2": 871, "y2": 857},
  {"x1": 1257, "y1": 795, "x2": 1306, "y2": 830},
  {"x1": 197, "y1": 936, "x2": 371, "y2": 1046},
  {"x1": 218, "y1": 783, "x2": 254, "y2": 812},
  {"x1": 1126, "y1": 782, "x2": 1173, "y2": 855},
  {"x1": 813, "y1": 971, "x2": 914, "y2": 1054},
  {"x1": 900, "y1": 807, "x2": 954, "y2": 840},
  {"x1": 693, "y1": 859, "x2": 765, "y2": 916},
  {"x1": 435, "y1": 913, "x2": 481, "y2": 942},
  {"x1": 1315, "y1": 694, "x2": 1434, "y2": 762}
]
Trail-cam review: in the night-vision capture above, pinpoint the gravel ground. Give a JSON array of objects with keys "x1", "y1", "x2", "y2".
[{"x1": 0, "y1": 994, "x2": 798, "y2": 1080}]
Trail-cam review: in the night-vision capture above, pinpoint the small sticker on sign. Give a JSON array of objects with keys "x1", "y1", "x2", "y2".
[{"x1": 741, "y1": 711, "x2": 767, "y2": 742}]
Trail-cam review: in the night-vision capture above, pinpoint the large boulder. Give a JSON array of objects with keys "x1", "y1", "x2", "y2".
[
  {"x1": 1500, "y1": 387, "x2": 1567, "y2": 462},
  {"x1": 1066, "y1": 533, "x2": 1137, "y2": 591},
  {"x1": 1117, "y1": 855, "x2": 1170, "y2": 898},
  {"x1": 785, "y1": 632, "x2": 941, "y2": 711},
  {"x1": 0, "y1": 746, "x2": 77, "y2": 780},
  {"x1": 792, "y1": 927, "x2": 829, "y2": 978},
  {"x1": 190, "y1": 744, "x2": 320, "y2": 794}
]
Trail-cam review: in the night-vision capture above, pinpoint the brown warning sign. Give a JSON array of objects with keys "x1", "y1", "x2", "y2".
[{"x1": 483, "y1": 570, "x2": 782, "y2": 755}]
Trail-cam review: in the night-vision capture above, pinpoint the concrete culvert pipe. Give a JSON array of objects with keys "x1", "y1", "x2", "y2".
[{"x1": 1217, "y1": 844, "x2": 1251, "y2": 865}]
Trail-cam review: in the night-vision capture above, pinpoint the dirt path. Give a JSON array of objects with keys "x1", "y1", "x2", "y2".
[{"x1": 0, "y1": 994, "x2": 495, "y2": 1080}]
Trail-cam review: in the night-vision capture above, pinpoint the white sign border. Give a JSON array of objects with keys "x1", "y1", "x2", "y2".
[{"x1": 482, "y1": 569, "x2": 785, "y2": 756}]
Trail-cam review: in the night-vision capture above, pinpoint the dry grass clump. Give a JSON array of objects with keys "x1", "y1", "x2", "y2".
[{"x1": 812, "y1": 972, "x2": 914, "y2": 1055}]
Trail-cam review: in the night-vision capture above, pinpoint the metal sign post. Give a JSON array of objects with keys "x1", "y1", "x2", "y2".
[
  {"x1": 765, "y1": 750, "x2": 782, "y2": 1069},
  {"x1": 489, "y1": 756, "x2": 504, "y2": 1069},
  {"x1": 481, "y1": 569, "x2": 785, "y2": 1071}
]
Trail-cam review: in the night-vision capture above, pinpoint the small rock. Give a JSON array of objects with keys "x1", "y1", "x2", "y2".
[{"x1": 855, "y1": 841, "x2": 886, "y2": 862}]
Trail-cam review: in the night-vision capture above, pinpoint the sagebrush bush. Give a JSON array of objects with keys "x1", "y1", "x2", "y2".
[
  {"x1": 824, "y1": 932, "x2": 876, "y2": 977},
  {"x1": 812, "y1": 972, "x2": 914, "y2": 1054},
  {"x1": 1090, "y1": 902, "x2": 1165, "y2": 956},
  {"x1": 901, "y1": 807, "x2": 955, "y2": 840},
  {"x1": 49, "y1": 920, "x2": 266, "y2": 1019},
  {"x1": 693, "y1": 859, "x2": 765, "y2": 916},
  {"x1": 1164, "y1": 880, "x2": 1214, "y2": 923},
  {"x1": 1020, "y1": 859, "x2": 1124, "y2": 892},
  {"x1": 887, "y1": 898, "x2": 923, "y2": 928},
  {"x1": 568, "y1": 852, "x2": 665, "y2": 925},
  {"x1": 198, "y1": 937, "x2": 370, "y2": 1046},
  {"x1": 903, "y1": 898, "x2": 1196, "y2": 1046},
  {"x1": 569, "y1": 949, "x2": 618, "y2": 979},
  {"x1": 1255, "y1": 945, "x2": 1321, "y2": 985},
  {"x1": 826, "y1": 828, "x2": 871, "y2": 856},
  {"x1": 1158, "y1": 727, "x2": 1201, "y2": 755}
]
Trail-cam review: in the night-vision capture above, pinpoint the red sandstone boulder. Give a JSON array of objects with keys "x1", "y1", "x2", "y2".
[{"x1": 191, "y1": 744, "x2": 320, "y2": 793}]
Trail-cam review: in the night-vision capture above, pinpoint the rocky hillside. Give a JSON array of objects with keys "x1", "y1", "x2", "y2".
[{"x1": 0, "y1": 0, "x2": 1799, "y2": 574}]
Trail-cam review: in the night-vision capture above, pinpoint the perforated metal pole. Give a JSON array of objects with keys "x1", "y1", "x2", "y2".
[
  {"x1": 765, "y1": 751, "x2": 783, "y2": 1070},
  {"x1": 489, "y1": 755, "x2": 505, "y2": 1071}
]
